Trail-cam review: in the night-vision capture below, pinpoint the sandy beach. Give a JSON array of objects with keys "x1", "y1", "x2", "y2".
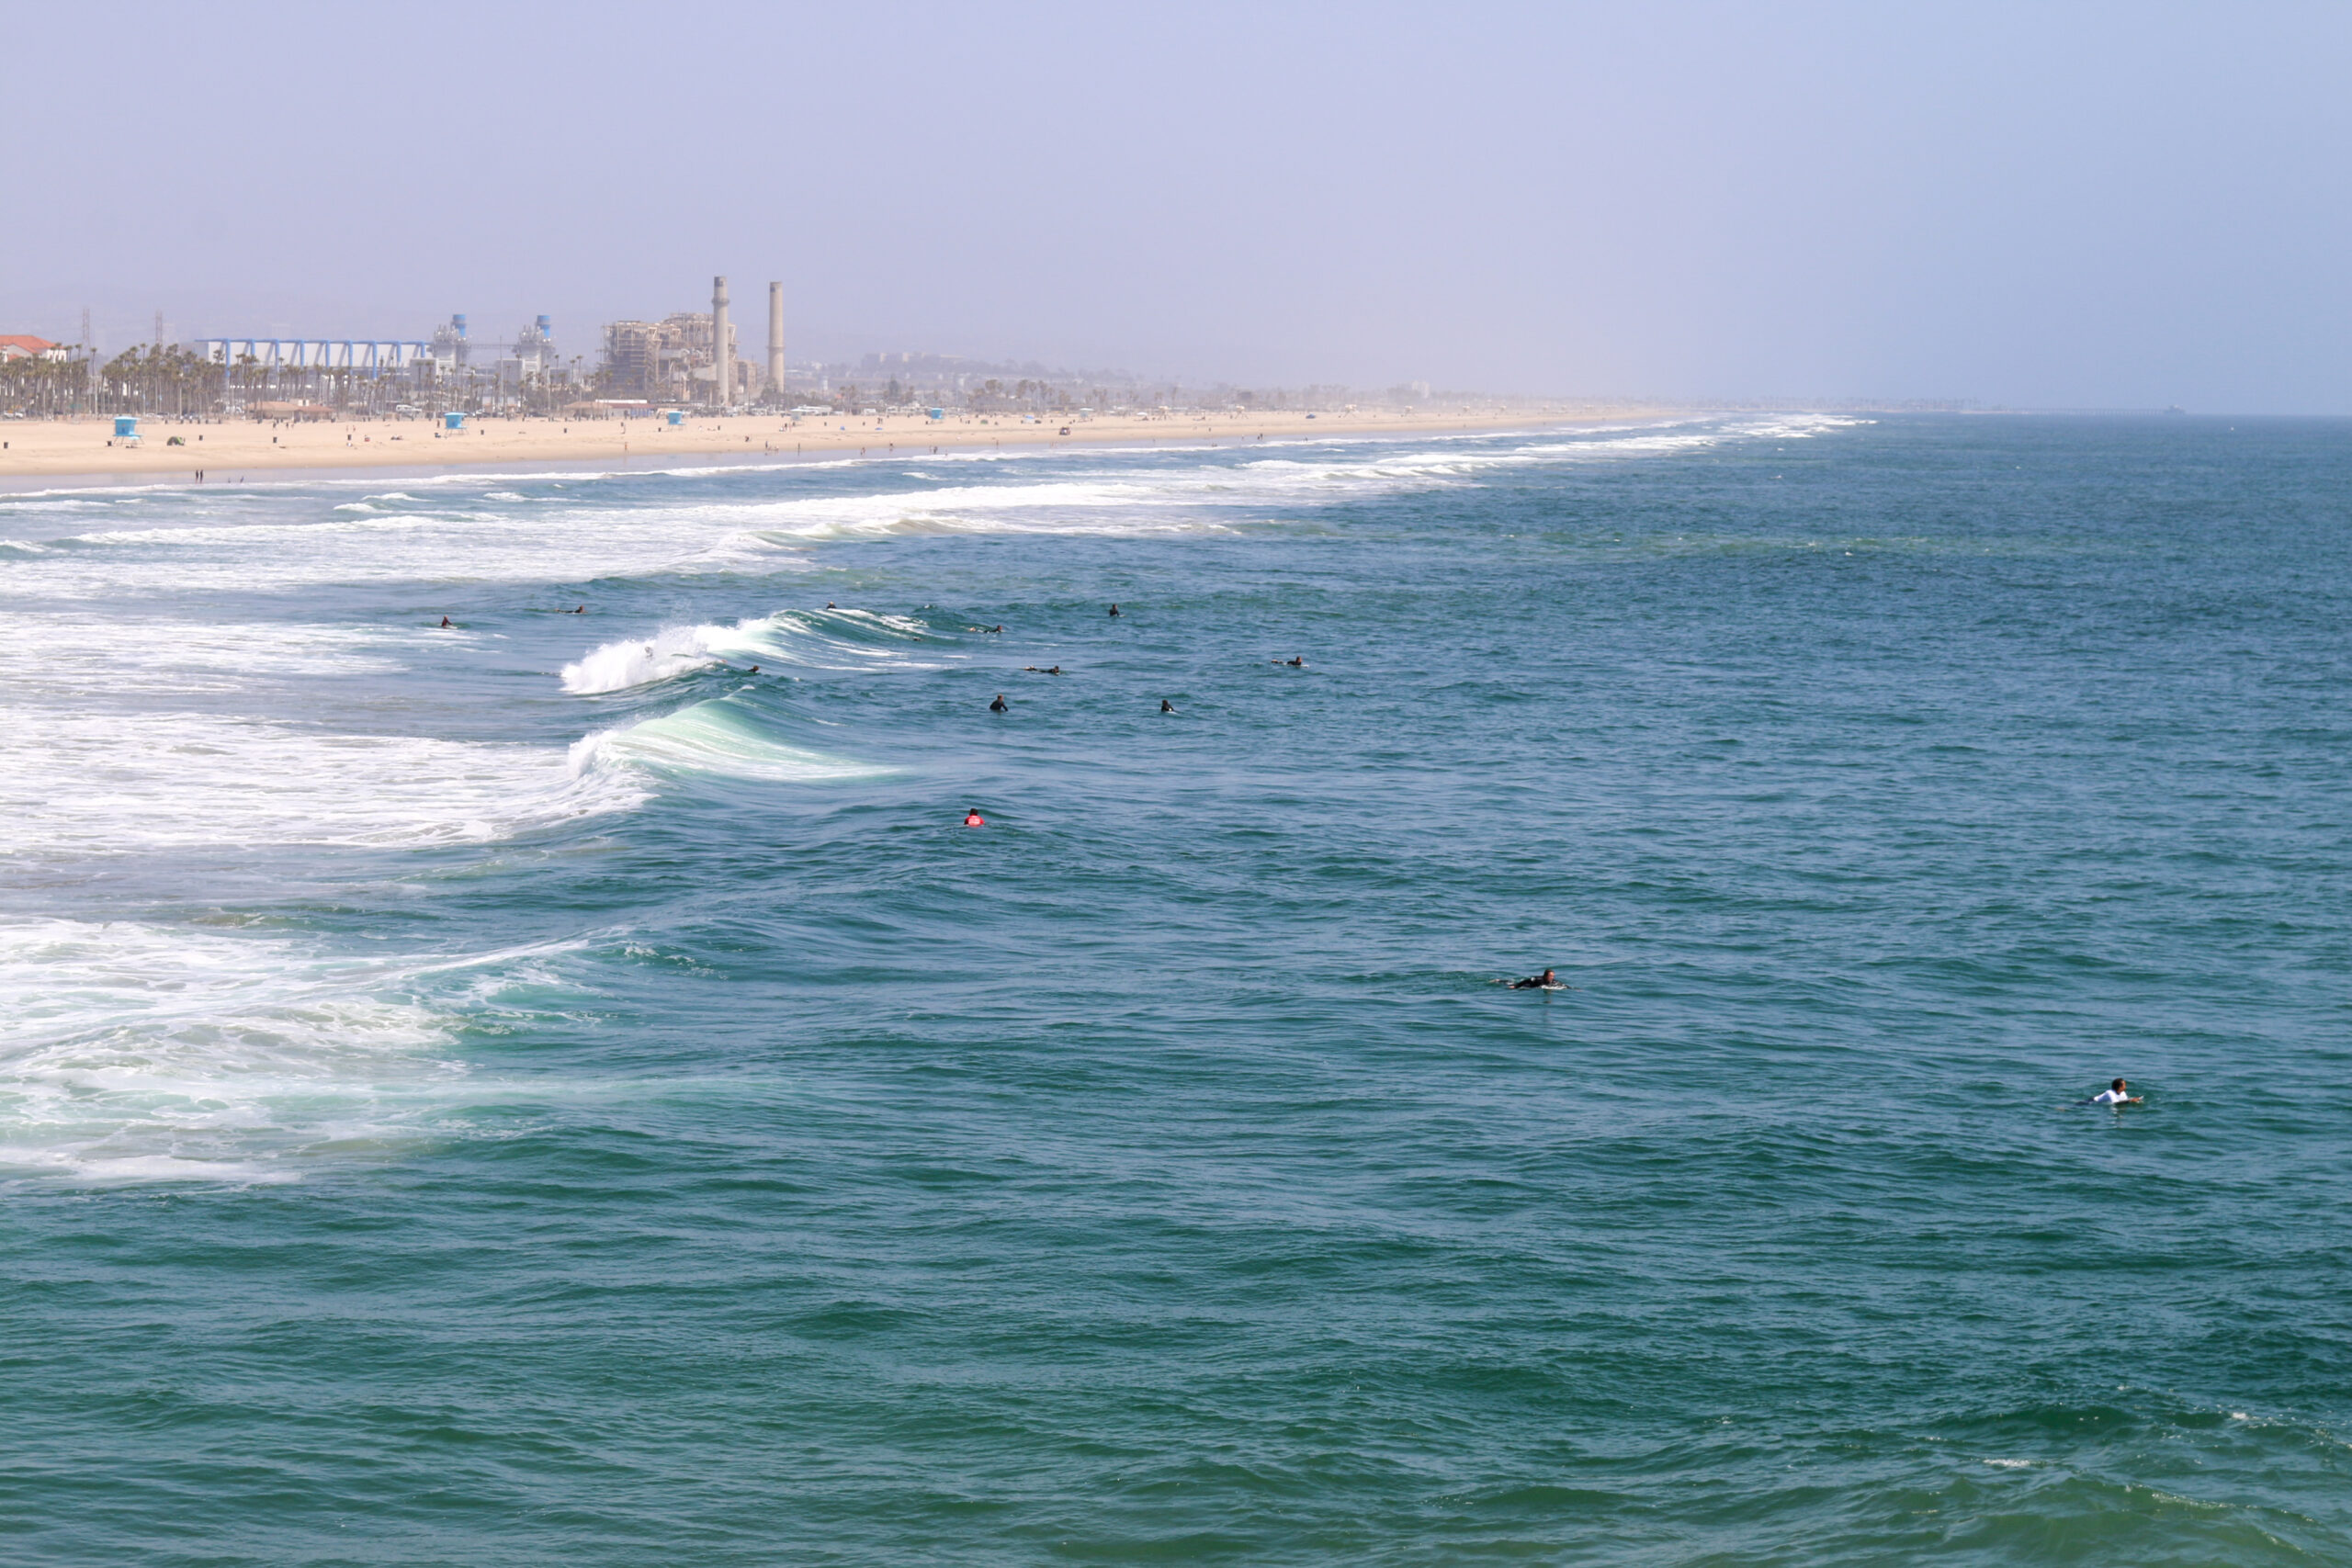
[{"x1": 0, "y1": 404, "x2": 1666, "y2": 484}]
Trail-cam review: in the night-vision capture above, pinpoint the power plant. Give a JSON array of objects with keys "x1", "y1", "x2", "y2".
[
  {"x1": 186, "y1": 270, "x2": 788, "y2": 414},
  {"x1": 595, "y1": 273, "x2": 786, "y2": 406}
]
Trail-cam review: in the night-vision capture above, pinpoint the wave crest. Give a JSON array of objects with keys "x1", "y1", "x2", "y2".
[
  {"x1": 570, "y1": 698, "x2": 880, "y2": 784},
  {"x1": 560, "y1": 626, "x2": 736, "y2": 694}
]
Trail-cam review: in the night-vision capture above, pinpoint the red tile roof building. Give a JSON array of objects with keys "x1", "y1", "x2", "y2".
[{"x1": 0, "y1": 335, "x2": 67, "y2": 362}]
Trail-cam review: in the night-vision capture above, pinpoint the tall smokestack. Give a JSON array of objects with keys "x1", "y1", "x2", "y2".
[
  {"x1": 711, "y1": 275, "x2": 731, "y2": 406},
  {"x1": 767, "y1": 281, "x2": 784, "y2": 401}
]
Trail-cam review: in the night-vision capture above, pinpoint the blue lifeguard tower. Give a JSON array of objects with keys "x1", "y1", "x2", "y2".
[
  {"x1": 666, "y1": 409, "x2": 684, "y2": 427},
  {"x1": 113, "y1": 416, "x2": 140, "y2": 443},
  {"x1": 444, "y1": 412, "x2": 466, "y2": 430}
]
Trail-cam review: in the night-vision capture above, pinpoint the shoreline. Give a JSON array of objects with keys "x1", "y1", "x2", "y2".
[{"x1": 0, "y1": 406, "x2": 1676, "y2": 492}]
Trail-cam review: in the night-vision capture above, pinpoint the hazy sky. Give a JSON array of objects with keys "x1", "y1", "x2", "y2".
[{"x1": 6, "y1": 2, "x2": 2347, "y2": 411}]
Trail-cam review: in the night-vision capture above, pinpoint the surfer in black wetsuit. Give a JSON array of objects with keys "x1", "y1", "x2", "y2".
[
  {"x1": 1109, "y1": 604, "x2": 1121, "y2": 617},
  {"x1": 989, "y1": 694, "x2": 1008, "y2": 712},
  {"x1": 1510, "y1": 968, "x2": 1558, "y2": 990},
  {"x1": 439, "y1": 616, "x2": 452, "y2": 627},
  {"x1": 1160, "y1": 699, "x2": 1176, "y2": 713}
]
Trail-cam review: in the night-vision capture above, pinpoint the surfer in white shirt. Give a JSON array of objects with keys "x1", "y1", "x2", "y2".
[{"x1": 2090, "y1": 1077, "x2": 2143, "y2": 1106}]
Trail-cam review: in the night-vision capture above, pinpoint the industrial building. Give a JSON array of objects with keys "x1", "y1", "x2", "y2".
[
  {"x1": 601, "y1": 309, "x2": 758, "y2": 402},
  {"x1": 189, "y1": 313, "x2": 573, "y2": 413},
  {"x1": 198, "y1": 336, "x2": 435, "y2": 374},
  {"x1": 599, "y1": 276, "x2": 784, "y2": 406}
]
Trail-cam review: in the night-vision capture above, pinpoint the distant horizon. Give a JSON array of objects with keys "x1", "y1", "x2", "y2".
[
  {"x1": 9, "y1": 312, "x2": 2337, "y2": 419},
  {"x1": 12, "y1": 311, "x2": 2339, "y2": 420},
  {"x1": 9, "y1": 4, "x2": 2349, "y2": 412},
  {"x1": 7, "y1": 297, "x2": 2343, "y2": 419}
]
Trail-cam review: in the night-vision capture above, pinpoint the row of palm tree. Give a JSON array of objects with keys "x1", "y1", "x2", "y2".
[
  {"x1": 100, "y1": 345, "x2": 228, "y2": 418},
  {"x1": 0, "y1": 348, "x2": 595, "y2": 420}
]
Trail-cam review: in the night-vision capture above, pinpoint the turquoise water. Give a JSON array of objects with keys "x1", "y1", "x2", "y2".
[{"x1": 3, "y1": 415, "x2": 2346, "y2": 1563}]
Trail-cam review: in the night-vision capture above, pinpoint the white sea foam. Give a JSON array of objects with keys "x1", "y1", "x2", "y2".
[
  {"x1": 0, "y1": 919, "x2": 583, "y2": 1184},
  {"x1": 0, "y1": 706, "x2": 646, "y2": 859},
  {"x1": 1, "y1": 415, "x2": 1849, "y2": 604},
  {"x1": 561, "y1": 626, "x2": 735, "y2": 694},
  {"x1": 2, "y1": 505, "x2": 742, "y2": 602},
  {"x1": 561, "y1": 606, "x2": 947, "y2": 695},
  {"x1": 573, "y1": 416, "x2": 1864, "y2": 549},
  {"x1": 12, "y1": 613, "x2": 408, "y2": 698}
]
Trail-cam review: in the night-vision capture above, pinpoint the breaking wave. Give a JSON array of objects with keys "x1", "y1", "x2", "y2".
[
  {"x1": 560, "y1": 607, "x2": 944, "y2": 694},
  {"x1": 570, "y1": 697, "x2": 882, "y2": 784}
]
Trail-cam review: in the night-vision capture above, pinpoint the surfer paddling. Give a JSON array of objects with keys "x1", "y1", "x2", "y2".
[
  {"x1": 2089, "y1": 1077, "x2": 2143, "y2": 1105},
  {"x1": 1510, "y1": 969, "x2": 1560, "y2": 990}
]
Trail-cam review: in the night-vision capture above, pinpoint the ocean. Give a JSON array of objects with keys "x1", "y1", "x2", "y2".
[{"x1": 2, "y1": 414, "x2": 2346, "y2": 1564}]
